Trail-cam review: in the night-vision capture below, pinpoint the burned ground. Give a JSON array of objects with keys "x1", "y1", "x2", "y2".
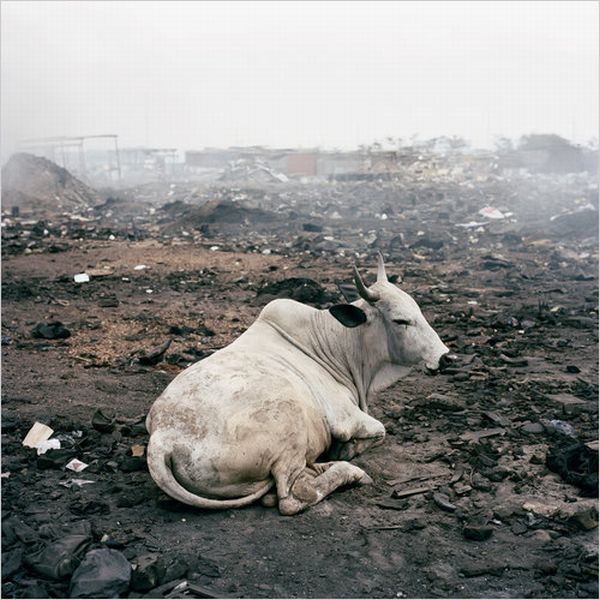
[{"x1": 1, "y1": 166, "x2": 598, "y2": 598}]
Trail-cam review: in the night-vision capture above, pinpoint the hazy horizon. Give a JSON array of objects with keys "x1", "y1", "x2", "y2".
[{"x1": 1, "y1": 1, "x2": 598, "y2": 162}]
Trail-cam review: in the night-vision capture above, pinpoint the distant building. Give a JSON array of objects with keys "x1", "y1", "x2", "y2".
[
  {"x1": 285, "y1": 152, "x2": 318, "y2": 176},
  {"x1": 185, "y1": 147, "x2": 369, "y2": 179}
]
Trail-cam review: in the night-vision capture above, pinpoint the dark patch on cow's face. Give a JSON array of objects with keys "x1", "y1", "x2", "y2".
[{"x1": 328, "y1": 304, "x2": 367, "y2": 328}]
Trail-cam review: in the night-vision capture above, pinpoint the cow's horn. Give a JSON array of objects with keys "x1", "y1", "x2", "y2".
[
  {"x1": 353, "y1": 265, "x2": 380, "y2": 303},
  {"x1": 376, "y1": 251, "x2": 387, "y2": 283}
]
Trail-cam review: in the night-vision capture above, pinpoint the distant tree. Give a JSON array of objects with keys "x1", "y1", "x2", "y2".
[
  {"x1": 518, "y1": 133, "x2": 572, "y2": 151},
  {"x1": 517, "y1": 133, "x2": 584, "y2": 173}
]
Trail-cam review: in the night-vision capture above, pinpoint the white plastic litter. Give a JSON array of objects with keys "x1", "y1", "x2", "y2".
[
  {"x1": 36, "y1": 438, "x2": 61, "y2": 455},
  {"x1": 74, "y1": 273, "x2": 90, "y2": 283},
  {"x1": 455, "y1": 221, "x2": 488, "y2": 228},
  {"x1": 133, "y1": 264, "x2": 148, "y2": 271},
  {"x1": 478, "y1": 207, "x2": 505, "y2": 220},
  {"x1": 60, "y1": 478, "x2": 95, "y2": 488},
  {"x1": 65, "y1": 458, "x2": 89, "y2": 472},
  {"x1": 22, "y1": 422, "x2": 54, "y2": 448}
]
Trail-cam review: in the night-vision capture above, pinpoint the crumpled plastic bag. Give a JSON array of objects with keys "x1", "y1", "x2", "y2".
[
  {"x1": 69, "y1": 547, "x2": 131, "y2": 598},
  {"x1": 24, "y1": 520, "x2": 92, "y2": 579}
]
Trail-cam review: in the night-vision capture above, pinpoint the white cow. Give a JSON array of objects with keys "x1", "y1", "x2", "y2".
[{"x1": 146, "y1": 254, "x2": 449, "y2": 515}]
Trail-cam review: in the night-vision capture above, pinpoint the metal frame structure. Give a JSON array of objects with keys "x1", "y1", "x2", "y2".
[{"x1": 17, "y1": 134, "x2": 121, "y2": 182}]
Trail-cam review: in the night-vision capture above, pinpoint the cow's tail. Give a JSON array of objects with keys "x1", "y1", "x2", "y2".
[{"x1": 146, "y1": 435, "x2": 273, "y2": 510}]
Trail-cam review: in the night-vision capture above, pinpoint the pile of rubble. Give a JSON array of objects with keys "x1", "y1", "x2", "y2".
[{"x1": 1, "y1": 153, "x2": 102, "y2": 216}]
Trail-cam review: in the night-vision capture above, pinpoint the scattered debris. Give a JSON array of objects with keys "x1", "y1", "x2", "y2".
[
  {"x1": 130, "y1": 553, "x2": 164, "y2": 592},
  {"x1": 66, "y1": 459, "x2": 89, "y2": 473},
  {"x1": 31, "y1": 321, "x2": 71, "y2": 340},
  {"x1": 69, "y1": 548, "x2": 131, "y2": 598},
  {"x1": 24, "y1": 520, "x2": 92, "y2": 580},
  {"x1": 478, "y1": 206, "x2": 507, "y2": 220},
  {"x1": 432, "y1": 492, "x2": 457, "y2": 512},
  {"x1": 391, "y1": 486, "x2": 431, "y2": 499},
  {"x1": 59, "y1": 479, "x2": 95, "y2": 488},
  {"x1": 22, "y1": 422, "x2": 54, "y2": 448},
  {"x1": 546, "y1": 442, "x2": 598, "y2": 496},
  {"x1": 459, "y1": 428, "x2": 506, "y2": 444},
  {"x1": 138, "y1": 338, "x2": 173, "y2": 366},
  {"x1": 463, "y1": 521, "x2": 494, "y2": 541},
  {"x1": 131, "y1": 444, "x2": 145, "y2": 457},
  {"x1": 36, "y1": 438, "x2": 61, "y2": 455},
  {"x1": 2, "y1": 151, "x2": 598, "y2": 599},
  {"x1": 92, "y1": 408, "x2": 115, "y2": 432}
]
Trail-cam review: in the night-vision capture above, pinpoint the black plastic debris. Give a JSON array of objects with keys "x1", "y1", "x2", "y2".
[
  {"x1": 256, "y1": 277, "x2": 336, "y2": 305},
  {"x1": 156, "y1": 579, "x2": 226, "y2": 599},
  {"x1": 69, "y1": 499, "x2": 111, "y2": 516},
  {"x1": 24, "y1": 520, "x2": 92, "y2": 580},
  {"x1": 69, "y1": 547, "x2": 131, "y2": 598},
  {"x1": 92, "y1": 408, "x2": 115, "y2": 433},
  {"x1": 31, "y1": 321, "x2": 71, "y2": 339},
  {"x1": 118, "y1": 455, "x2": 147, "y2": 473},
  {"x1": 168, "y1": 325, "x2": 196, "y2": 336},
  {"x1": 481, "y1": 254, "x2": 514, "y2": 270},
  {"x1": 463, "y1": 521, "x2": 494, "y2": 541},
  {"x1": 410, "y1": 237, "x2": 444, "y2": 250},
  {"x1": 192, "y1": 555, "x2": 221, "y2": 579},
  {"x1": 302, "y1": 222, "x2": 323, "y2": 232},
  {"x1": 37, "y1": 448, "x2": 77, "y2": 470},
  {"x1": 2, "y1": 515, "x2": 37, "y2": 546},
  {"x1": 2, "y1": 546, "x2": 23, "y2": 581},
  {"x1": 337, "y1": 282, "x2": 359, "y2": 303},
  {"x1": 98, "y1": 295, "x2": 120, "y2": 308},
  {"x1": 131, "y1": 553, "x2": 165, "y2": 592},
  {"x1": 139, "y1": 338, "x2": 173, "y2": 366},
  {"x1": 546, "y1": 442, "x2": 598, "y2": 497}
]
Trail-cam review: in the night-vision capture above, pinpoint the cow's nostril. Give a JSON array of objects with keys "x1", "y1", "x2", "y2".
[{"x1": 438, "y1": 353, "x2": 456, "y2": 372}]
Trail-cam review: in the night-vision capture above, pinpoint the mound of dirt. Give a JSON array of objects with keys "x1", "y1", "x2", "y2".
[
  {"x1": 178, "y1": 198, "x2": 276, "y2": 226},
  {"x1": 256, "y1": 277, "x2": 339, "y2": 305},
  {"x1": 1, "y1": 153, "x2": 101, "y2": 214}
]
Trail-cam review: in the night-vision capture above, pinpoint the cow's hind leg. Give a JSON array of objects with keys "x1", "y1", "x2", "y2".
[{"x1": 278, "y1": 462, "x2": 372, "y2": 516}]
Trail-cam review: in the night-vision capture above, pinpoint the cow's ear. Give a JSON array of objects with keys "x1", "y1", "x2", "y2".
[{"x1": 328, "y1": 304, "x2": 367, "y2": 328}]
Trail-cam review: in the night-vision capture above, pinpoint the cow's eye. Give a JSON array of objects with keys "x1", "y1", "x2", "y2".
[{"x1": 393, "y1": 318, "x2": 411, "y2": 326}]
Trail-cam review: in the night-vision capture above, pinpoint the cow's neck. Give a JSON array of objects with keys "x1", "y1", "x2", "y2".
[
  {"x1": 260, "y1": 300, "x2": 405, "y2": 413},
  {"x1": 309, "y1": 305, "x2": 402, "y2": 413}
]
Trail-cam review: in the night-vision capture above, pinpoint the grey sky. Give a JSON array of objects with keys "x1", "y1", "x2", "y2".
[{"x1": 1, "y1": 1, "x2": 598, "y2": 160}]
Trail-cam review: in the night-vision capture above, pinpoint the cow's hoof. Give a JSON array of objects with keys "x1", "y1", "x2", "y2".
[
  {"x1": 356, "y1": 471, "x2": 373, "y2": 486},
  {"x1": 278, "y1": 496, "x2": 306, "y2": 516}
]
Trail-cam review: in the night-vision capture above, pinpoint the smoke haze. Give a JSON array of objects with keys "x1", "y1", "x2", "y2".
[{"x1": 1, "y1": 1, "x2": 598, "y2": 161}]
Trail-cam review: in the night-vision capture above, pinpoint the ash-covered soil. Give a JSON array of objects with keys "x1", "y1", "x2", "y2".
[{"x1": 1, "y1": 165, "x2": 598, "y2": 599}]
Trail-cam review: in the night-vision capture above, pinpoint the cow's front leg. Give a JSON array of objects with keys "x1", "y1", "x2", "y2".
[
  {"x1": 326, "y1": 411, "x2": 386, "y2": 461},
  {"x1": 278, "y1": 462, "x2": 372, "y2": 516}
]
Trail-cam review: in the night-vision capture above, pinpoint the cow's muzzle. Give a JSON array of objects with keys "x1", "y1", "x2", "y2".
[{"x1": 427, "y1": 352, "x2": 456, "y2": 375}]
